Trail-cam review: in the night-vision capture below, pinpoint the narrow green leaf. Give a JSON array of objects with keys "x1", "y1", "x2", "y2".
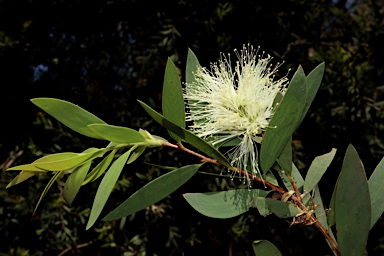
[
  {"x1": 278, "y1": 137, "x2": 292, "y2": 175},
  {"x1": 138, "y1": 100, "x2": 231, "y2": 167},
  {"x1": 314, "y1": 185, "x2": 328, "y2": 231},
  {"x1": 88, "y1": 124, "x2": 145, "y2": 144},
  {"x1": 6, "y1": 171, "x2": 37, "y2": 188},
  {"x1": 250, "y1": 197, "x2": 301, "y2": 218},
  {"x1": 298, "y1": 62, "x2": 325, "y2": 126},
  {"x1": 7, "y1": 149, "x2": 101, "y2": 172},
  {"x1": 272, "y1": 92, "x2": 284, "y2": 108},
  {"x1": 82, "y1": 149, "x2": 117, "y2": 185},
  {"x1": 368, "y1": 156, "x2": 384, "y2": 229},
  {"x1": 291, "y1": 163, "x2": 304, "y2": 189},
  {"x1": 327, "y1": 183, "x2": 336, "y2": 227},
  {"x1": 217, "y1": 137, "x2": 242, "y2": 148},
  {"x1": 103, "y1": 164, "x2": 200, "y2": 221},
  {"x1": 63, "y1": 161, "x2": 92, "y2": 205},
  {"x1": 143, "y1": 162, "x2": 177, "y2": 171},
  {"x1": 277, "y1": 163, "x2": 304, "y2": 192},
  {"x1": 335, "y1": 144, "x2": 370, "y2": 256},
  {"x1": 186, "y1": 48, "x2": 201, "y2": 85},
  {"x1": 127, "y1": 146, "x2": 146, "y2": 164},
  {"x1": 31, "y1": 98, "x2": 106, "y2": 139},
  {"x1": 183, "y1": 189, "x2": 269, "y2": 219},
  {"x1": 252, "y1": 240, "x2": 282, "y2": 256},
  {"x1": 304, "y1": 148, "x2": 337, "y2": 193},
  {"x1": 33, "y1": 170, "x2": 64, "y2": 215},
  {"x1": 86, "y1": 149, "x2": 133, "y2": 229},
  {"x1": 265, "y1": 171, "x2": 279, "y2": 186},
  {"x1": 314, "y1": 185, "x2": 336, "y2": 242},
  {"x1": 260, "y1": 66, "x2": 306, "y2": 174},
  {"x1": 162, "y1": 58, "x2": 185, "y2": 141}
]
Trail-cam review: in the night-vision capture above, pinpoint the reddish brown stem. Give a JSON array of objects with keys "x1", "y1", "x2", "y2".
[
  {"x1": 291, "y1": 180, "x2": 303, "y2": 203},
  {"x1": 312, "y1": 215, "x2": 340, "y2": 256},
  {"x1": 162, "y1": 141, "x2": 339, "y2": 255}
]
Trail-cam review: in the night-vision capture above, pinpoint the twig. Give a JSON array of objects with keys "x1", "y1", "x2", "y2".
[
  {"x1": 162, "y1": 140, "x2": 340, "y2": 255},
  {"x1": 57, "y1": 240, "x2": 95, "y2": 256},
  {"x1": 162, "y1": 141, "x2": 285, "y2": 193},
  {"x1": 311, "y1": 215, "x2": 340, "y2": 256},
  {"x1": 290, "y1": 178, "x2": 303, "y2": 203}
]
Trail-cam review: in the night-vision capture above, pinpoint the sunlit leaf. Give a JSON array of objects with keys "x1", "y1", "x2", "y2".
[
  {"x1": 335, "y1": 144, "x2": 370, "y2": 256},
  {"x1": 183, "y1": 189, "x2": 269, "y2": 219},
  {"x1": 86, "y1": 149, "x2": 133, "y2": 229},
  {"x1": 260, "y1": 66, "x2": 306, "y2": 174},
  {"x1": 7, "y1": 149, "x2": 102, "y2": 172},
  {"x1": 138, "y1": 100, "x2": 231, "y2": 167},
  {"x1": 33, "y1": 170, "x2": 64, "y2": 215},
  {"x1": 162, "y1": 58, "x2": 185, "y2": 141},
  {"x1": 252, "y1": 240, "x2": 282, "y2": 256},
  {"x1": 368, "y1": 156, "x2": 384, "y2": 229},
  {"x1": 31, "y1": 98, "x2": 106, "y2": 139},
  {"x1": 127, "y1": 145, "x2": 146, "y2": 164},
  {"x1": 88, "y1": 124, "x2": 145, "y2": 144},
  {"x1": 304, "y1": 148, "x2": 336, "y2": 193},
  {"x1": 63, "y1": 161, "x2": 92, "y2": 205},
  {"x1": 103, "y1": 164, "x2": 200, "y2": 221},
  {"x1": 6, "y1": 171, "x2": 37, "y2": 188},
  {"x1": 82, "y1": 149, "x2": 117, "y2": 185}
]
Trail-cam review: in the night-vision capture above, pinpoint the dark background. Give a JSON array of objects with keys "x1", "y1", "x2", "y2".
[{"x1": 1, "y1": 0, "x2": 383, "y2": 255}]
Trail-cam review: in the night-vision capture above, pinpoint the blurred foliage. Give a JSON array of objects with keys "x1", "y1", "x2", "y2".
[{"x1": 1, "y1": 0, "x2": 383, "y2": 255}]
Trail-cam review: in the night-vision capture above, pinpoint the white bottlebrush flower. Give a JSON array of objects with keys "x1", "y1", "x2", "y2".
[{"x1": 184, "y1": 44, "x2": 288, "y2": 184}]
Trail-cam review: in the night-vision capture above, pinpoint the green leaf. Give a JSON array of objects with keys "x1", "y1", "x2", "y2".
[
  {"x1": 277, "y1": 163, "x2": 304, "y2": 192},
  {"x1": 335, "y1": 144, "x2": 370, "y2": 256},
  {"x1": 7, "y1": 149, "x2": 102, "y2": 172},
  {"x1": 82, "y1": 149, "x2": 117, "y2": 185},
  {"x1": 265, "y1": 171, "x2": 279, "y2": 186},
  {"x1": 127, "y1": 146, "x2": 146, "y2": 164},
  {"x1": 368, "y1": 156, "x2": 384, "y2": 229},
  {"x1": 250, "y1": 197, "x2": 301, "y2": 218},
  {"x1": 103, "y1": 164, "x2": 200, "y2": 221},
  {"x1": 186, "y1": 48, "x2": 201, "y2": 85},
  {"x1": 298, "y1": 62, "x2": 325, "y2": 126},
  {"x1": 31, "y1": 98, "x2": 106, "y2": 139},
  {"x1": 143, "y1": 162, "x2": 177, "y2": 171},
  {"x1": 63, "y1": 161, "x2": 92, "y2": 205},
  {"x1": 162, "y1": 58, "x2": 185, "y2": 141},
  {"x1": 304, "y1": 148, "x2": 337, "y2": 193},
  {"x1": 327, "y1": 183, "x2": 336, "y2": 227},
  {"x1": 252, "y1": 240, "x2": 282, "y2": 256},
  {"x1": 183, "y1": 189, "x2": 269, "y2": 219},
  {"x1": 217, "y1": 137, "x2": 242, "y2": 148},
  {"x1": 291, "y1": 163, "x2": 304, "y2": 189},
  {"x1": 277, "y1": 137, "x2": 292, "y2": 175},
  {"x1": 313, "y1": 185, "x2": 336, "y2": 243},
  {"x1": 33, "y1": 170, "x2": 64, "y2": 215},
  {"x1": 314, "y1": 185, "x2": 329, "y2": 231},
  {"x1": 260, "y1": 66, "x2": 306, "y2": 174},
  {"x1": 138, "y1": 100, "x2": 231, "y2": 167},
  {"x1": 6, "y1": 171, "x2": 37, "y2": 188},
  {"x1": 86, "y1": 149, "x2": 133, "y2": 229},
  {"x1": 88, "y1": 124, "x2": 145, "y2": 144}
]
